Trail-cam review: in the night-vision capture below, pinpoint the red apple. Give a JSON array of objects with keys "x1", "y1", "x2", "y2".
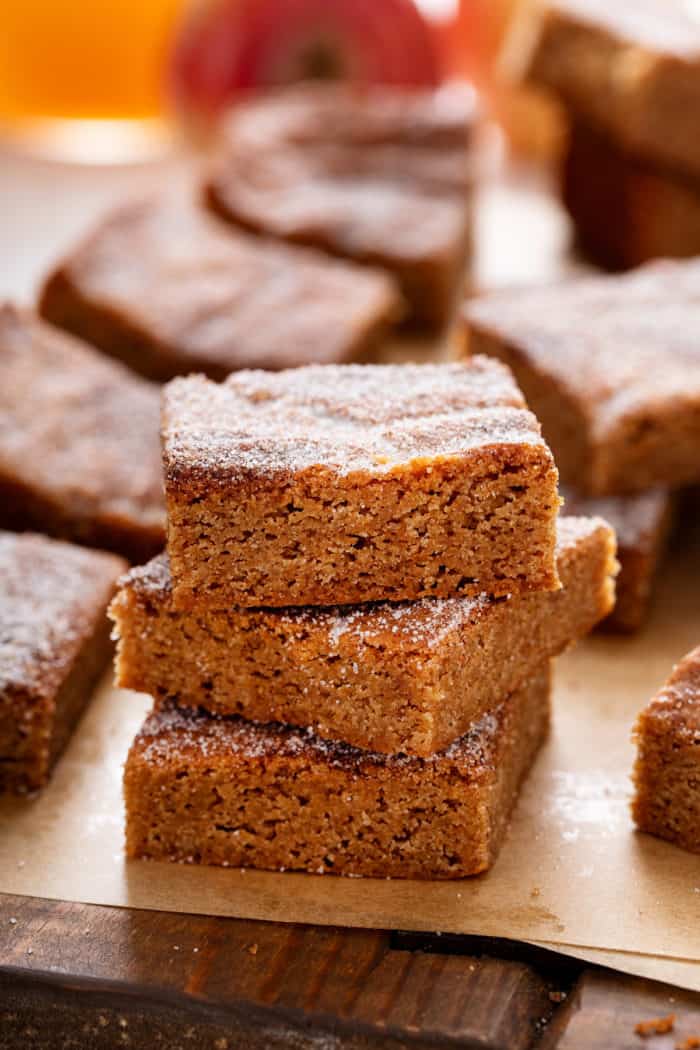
[{"x1": 171, "y1": 0, "x2": 442, "y2": 121}]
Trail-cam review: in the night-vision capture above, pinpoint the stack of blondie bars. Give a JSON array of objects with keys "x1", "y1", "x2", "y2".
[{"x1": 112, "y1": 360, "x2": 616, "y2": 879}]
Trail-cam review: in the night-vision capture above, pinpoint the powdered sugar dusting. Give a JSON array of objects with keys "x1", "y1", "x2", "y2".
[
  {"x1": 466, "y1": 261, "x2": 700, "y2": 432},
  {"x1": 0, "y1": 532, "x2": 124, "y2": 696},
  {"x1": 135, "y1": 698, "x2": 507, "y2": 773},
  {"x1": 163, "y1": 359, "x2": 545, "y2": 479},
  {"x1": 562, "y1": 487, "x2": 671, "y2": 550},
  {"x1": 644, "y1": 644, "x2": 700, "y2": 739},
  {"x1": 122, "y1": 516, "x2": 600, "y2": 651}
]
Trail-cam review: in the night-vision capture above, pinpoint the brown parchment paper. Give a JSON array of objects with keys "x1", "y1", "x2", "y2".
[{"x1": 2, "y1": 528, "x2": 700, "y2": 991}]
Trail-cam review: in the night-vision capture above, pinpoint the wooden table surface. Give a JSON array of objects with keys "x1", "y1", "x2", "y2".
[{"x1": 1, "y1": 144, "x2": 698, "y2": 1049}]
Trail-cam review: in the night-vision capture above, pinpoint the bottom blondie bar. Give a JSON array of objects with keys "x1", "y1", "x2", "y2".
[
  {"x1": 124, "y1": 665, "x2": 550, "y2": 879},
  {"x1": 633, "y1": 646, "x2": 700, "y2": 854}
]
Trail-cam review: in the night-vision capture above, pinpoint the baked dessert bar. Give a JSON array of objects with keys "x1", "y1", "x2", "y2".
[
  {"x1": 563, "y1": 118, "x2": 700, "y2": 270},
  {"x1": 513, "y1": 0, "x2": 700, "y2": 181},
  {"x1": 39, "y1": 195, "x2": 401, "y2": 383},
  {"x1": 463, "y1": 261, "x2": 700, "y2": 495},
  {"x1": 205, "y1": 84, "x2": 476, "y2": 329},
  {"x1": 111, "y1": 516, "x2": 613, "y2": 757},
  {"x1": 562, "y1": 487, "x2": 673, "y2": 633},
  {"x1": 632, "y1": 645, "x2": 700, "y2": 853},
  {"x1": 221, "y1": 81, "x2": 479, "y2": 194},
  {"x1": 162, "y1": 360, "x2": 561, "y2": 609},
  {"x1": 206, "y1": 142, "x2": 471, "y2": 331},
  {"x1": 226, "y1": 81, "x2": 476, "y2": 151},
  {"x1": 0, "y1": 304, "x2": 164, "y2": 562},
  {"x1": 124, "y1": 664, "x2": 551, "y2": 879},
  {"x1": 0, "y1": 531, "x2": 125, "y2": 794}
]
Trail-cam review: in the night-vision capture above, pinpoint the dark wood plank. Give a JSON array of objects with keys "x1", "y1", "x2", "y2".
[
  {"x1": 0, "y1": 893, "x2": 567, "y2": 1049},
  {"x1": 547, "y1": 969, "x2": 700, "y2": 1050}
]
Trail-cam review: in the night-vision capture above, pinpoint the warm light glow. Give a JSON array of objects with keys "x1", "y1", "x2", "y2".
[
  {"x1": 0, "y1": 0, "x2": 184, "y2": 121},
  {"x1": 415, "y1": 0, "x2": 459, "y2": 22}
]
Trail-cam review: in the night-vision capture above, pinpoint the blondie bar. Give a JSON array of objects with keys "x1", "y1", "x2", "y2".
[
  {"x1": 562, "y1": 487, "x2": 673, "y2": 632},
  {"x1": 633, "y1": 646, "x2": 700, "y2": 854},
  {"x1": 515, "y1": 0, "x2": 700, "y2": 180},
  {"x1": 112, "y1": 517, "x2": 612, "y2": 757},
  {"x1": 162, "y1": 360, "x2": 561, "y2": 609},
  {"x1": 220, "y1": 81, "x2": 478, "y2": 194},
  {"x1": 0, "y1": 531, "x2": 125, "y2": 794},
  {"x1": 563, "y1": 118, "x2": 700, "y2": 270},
  {"x1": 0, "y1": 305, "x2": 164, "y2": 562},
  {"x1": 39, "y1": 195, "x2": 401, "y2": 383},
  {"x1": 124, "y1": 664, "x2": 550, "y2": 879},
  {"x1": 463, "y1": 261, "x2": 700, "y2": 494},
  {"x1": 205, "y1": 84, "x2": 475, "y2": 330}
]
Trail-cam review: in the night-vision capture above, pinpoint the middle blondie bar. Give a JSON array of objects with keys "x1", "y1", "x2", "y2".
[
  {"x1": 162, "y1": 360, "x2": 560, "y2": 609},
  {"x1": 111, "y1": 517, "x2": 613, "y2": 756}
]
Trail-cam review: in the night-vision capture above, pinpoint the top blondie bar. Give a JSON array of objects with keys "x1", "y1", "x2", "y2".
[
  {"x1": 162, "y1": 360, "x2": 560, "y2": 609},
  {"x1": 512, "y1": 0, "x2": 700, "y2": 179},
  {"x1": 463, "y1": 260, "x2": 700, "y2": 495}
]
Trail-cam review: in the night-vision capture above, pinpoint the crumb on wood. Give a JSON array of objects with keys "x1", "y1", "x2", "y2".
[
  {"x1": 531, "y1": 886, "x2": 541, "y2": 898},
  {"x1": 635, "y1": 1015, "x2": 676, "y2": 1037},
  {"x1": 247, "y1": 943, "x2": 258, "y2": 955}
]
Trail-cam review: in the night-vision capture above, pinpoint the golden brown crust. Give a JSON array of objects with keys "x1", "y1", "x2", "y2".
[
  {"x1": 111, "y1": 516, "x2": 614, "y2": 756},
  {"x1": 0, "y1": 531, "x2": 125, "y2": 793},
  {"x1": 463, "y1": 262, "x2": 700, "y2": 495},
  {"x1": 0, "y1": 304, "x2": 164, "y2": 562},
  {"x1": 632, "y1": 645, "x2": 700, "y2": 853},
  {"x1": 39, "y1": 195, "x2": 402, "y2": 382},
  {"x1": 162, "y1": 361, "x2": 561, "y2": 608},
  {"x1": 123, "y1": 665, "x2": 551, "y2": 879}
]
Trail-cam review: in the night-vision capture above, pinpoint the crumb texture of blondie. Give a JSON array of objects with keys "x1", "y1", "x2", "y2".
[
  {"x1": 633, "y1": 645, "x2": 700, "y2": 853},
  {"x1": 162, "y1": 360, "x2": 561, "y2": 608},
  {"x1": 111, "y1": 516, "x2": 613, "y2": 756},
  {"x1": 0, "y1": 304, "x2": 164, "y2": 562},
  {"x1": 464, "y1": 261, "x2": 700, "y2": 494},
  {"x1": 0, "y1": 531, "x2": 125, "y2": 793},
  {"x1": 562, "y1": 486, "x2": 673, "y2": 632},
  {"x1": 39, "y1": 195, "x2": 401, "y2": 382},
  {"x1": 124, "y1": 665, "x2": 550, "y2": 879}
]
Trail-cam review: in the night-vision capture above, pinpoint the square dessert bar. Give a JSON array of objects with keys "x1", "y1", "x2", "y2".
[
  {"x1": 463, "y1": 261, "x2": 700, "y2": 495},
  {"x1": 205, "y1": 84, "x2": 476, "y2": 329},
  {"x1": 0, "y1": 305, "x2": 164, "y2": 562},
  {"x1": 562, "y1": 487, "x2": 673, "y2": 633},
  {"x1": 633, "y1": 645, "x2": 700, "y2": 854},
  {"x1": 0, "y1": 531, "x2": 125, "y2": 794},
  {"x1": 162, "y1": 360, "x2": 561, "y2": 609},
  {"x1": 514, "y1": 0, "x2": 700, "y2": 181},
  {"x1": 124, "y1": 664, "x2": 551, "y2": 879},
  {"x1": 219, "y1": 81, "x2": 479, "y2": 195},
  {"x1": 563, "y1": 118, "x2": 700, "y2": 271},
  {"x1": 39, "y1": 195, "x2": 401, "y2": 383},
  {"x1": 112, "y1": 517, "x2": 613, "y2": 757},
  {"x1": 206, "y1": 143, "x2": 471, "y2": 331}
]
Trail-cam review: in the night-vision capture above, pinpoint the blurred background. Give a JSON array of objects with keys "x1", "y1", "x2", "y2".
[
  {"x1": 1, "y1": 0, "x2": 570, "y2": 301},
  {"x1": 0, "y1": 0, "x2": 556, "y2": 162}
]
